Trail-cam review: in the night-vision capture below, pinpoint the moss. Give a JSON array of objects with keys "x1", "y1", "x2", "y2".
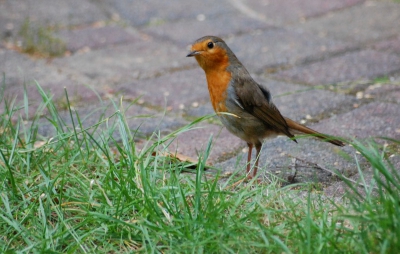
[{"x1": 18, "y1": 18, "x2": 66, "y2": 58}]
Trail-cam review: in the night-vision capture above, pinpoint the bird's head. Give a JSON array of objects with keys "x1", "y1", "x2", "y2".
[{"x1": 187, "y1": 36, "x2": 232, "y2": 72}]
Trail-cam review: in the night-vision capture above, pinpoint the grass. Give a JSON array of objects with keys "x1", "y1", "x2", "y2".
[
  {"x1": 17, "y1": 18, "x2": 66, "y2": 57},
  {"x1": 0, "y1": 82, "x2": 399, "y2": 253}
]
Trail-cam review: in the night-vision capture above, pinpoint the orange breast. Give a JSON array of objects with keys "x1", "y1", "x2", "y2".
[
  {"x1": 202, "y1": 49, "x2": 231, "y2": 113},
  {"x1": 206, "y1": 70, "x2": 231, "y2": 112}
]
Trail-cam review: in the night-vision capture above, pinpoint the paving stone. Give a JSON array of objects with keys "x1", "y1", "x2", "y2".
[
  {"x1": 324, "y1": 153, "x2": 400, "y2": 199},
  {"x1": 274, "y1": 50, "x2": 400, "y2": 85},
  {"x1": 324, "y1": 168, "x2": 379, "y2": 199},
  {"x1": 126, "y1": 73, "x2": 355, "y2": 124},
  {"x1": 241, "y1": 0, "x2": 364, "y2": 26},
  {"x1": 391, "y1": 71, "x2": 400, "y2": 82},
  {"x1": 0, "y1": 0, "x2": 109, "y2": 40},
  {"x1": 267, "y1": 80, "x2": 357, "y2": 122},
  {"x1": 52, "y1": 37, "x2": 189, "y2": 86},
  {"x1": 101, "y1": 0, "x2": 237, "y2": 27},
  {"x1": 216, "y1": 135, "x2": 359, "y2": 183},
  {"x1": 313, "y1": 102, "x2": 400, "y2": 140},
  {"x1": 292, "y1": 1, "x2": 400, "y2": 44},
  {"x1": 58, "y1": 25, "x2": 140, "y2": 53},
  {"x1": 3, "y1": 79, "x2": 104, "y2": 119},
  {"x1": 111, "y1": 68, "x2": 209, "y2": 111},
  {"x1": 143, "y1": 12, "x2": 273, "y2": 47},
  {"x1": 184, "y1": 103, "x2": 215, "y2": 118},
  {"x1": 220, "y1": 28, "x2": 352, "y2": 72},
  {"x1": 0, "y1": 48, "x2": 99, "y2": 118},
  {"x1": 35, "y1": 102, "x2": 188, "y2": 139},
  {"x1": 146, "y1": 73, "x2": 356, "y2": 124},
  {"x1": 0, "y1": 47, "x2": 90, "y2": 90},
  {"x1": 364, "y1": 83, "x2": 400, "y2": 104},
  {"x1": 1, "y1": 0, "x2": 399, "y2": 195},
  {"x1": 371, "y1": 35, "x2": 400, "y2": 55},
  {"x1": 166, "y1": 123, "x2": 245, "y2": 164},
  {"x1": 1, "y1": 49, "x2": 60, "y2": 86},
  {"x1": 108, "y1": 103, "x2": 189, "y2": 138}
]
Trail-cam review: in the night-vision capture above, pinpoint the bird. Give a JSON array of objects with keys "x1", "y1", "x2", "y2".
[{"x1": 186, "y1": 35, "x2": 344, "y2": 180}]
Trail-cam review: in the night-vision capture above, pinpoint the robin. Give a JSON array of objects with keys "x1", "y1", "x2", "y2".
[{"x1": 187, "y1": 35, "x2": 344, "y2": 180}]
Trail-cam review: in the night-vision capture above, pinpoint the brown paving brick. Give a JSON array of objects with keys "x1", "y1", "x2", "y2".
[
  {"x1": 291, "y1": 1, "x2": 400, "y2": 44},
  {"x1": 274, "y1": 50, "x2": 400, "y2": 85},
  {"x1": 312, "y1": 102, "x2": 400, "y2": 139},
  {"x1": 58, "y1": 25, "x2": 140, "y2": 53},
  {"x1": 167, "y1": 123, "x2": 245, "y2": 164},
  {"x1": 112, "y1": 68, "x2": 209, "y2": 111},
  {"x1": 243, "y1": 0, "x2": 364, "y2": 26}
]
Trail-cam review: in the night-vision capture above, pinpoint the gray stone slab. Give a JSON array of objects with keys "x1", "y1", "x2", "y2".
[
  {"x1": 313, "y1": 102, "x2": 400, "y2": 140},
  {"x1": 2, "y1": 78, "x2": 104, "y2": 119},
  {"x1": 324, "y1": 153, "x2": 400, "y2": 198},
  {"x1": 274, "y1": 50, "x2": 400, "y2": 85},
  {"x1": 371, "y1": 35, "x2": 400, "y2": 55},
  {"x1": 241, "y1": 0, "x2": 364, "y2": 26},
  {"x1": 220, "y1": 28, "x2": 353, "y2": 73},
  {"x1": 101, "y1": 0, "x2": 237, "y2": 27},
  {"x1": 143, "y1": 12, "x2": 273, "y2": 47},
  {"x1": 1, "y1": 49, "x2": 62, "y2": 87},
  {"x1": 52, "y1": 37, "x2": 189, "y2": 85},
  {"x1": 35, "y1": 102, "x2": 188, "y2": 139},
  {"x1": 0, "y1": 48, "x2": 99, "y2": 118},
  {"x1": 167, "y1": 123, "x2": 245, "y2": 164},
  {"x1": 263, "y1": 79, "x2": 358, "y2": 122},
  {"x1": 216, "y1": 136, "x2": 358, "y2": 183},
  {"x1": 0, "y1": 0, "x2": 109, "y2": 40},
  {"x1": 364, "y1": 83, "x2": 400, "y2": 104},
  {"x1": 153, "y1": 72, "x2": 357, "y2": 127},
  {"x1": 0, "y1": 47, "x2": 89, "y2": 88},
  {"x1": 112, "y1": 68, "x2": 209, "y2": 111},
  {"x1": 135, "y1": 73, "x2": 356, "y2": 126},
  {"x1": 292, "y1": 1, "x2": 400, "y2": 44},
  {"x1": 58, "y1": 25, "x2": 140, "y2": 53},
  {"x1": 184, "y1": 103, "x2": 215, "y2": 118},
  {"x1": 115, "y1": 103, "x2": 189, "y2": 138}
]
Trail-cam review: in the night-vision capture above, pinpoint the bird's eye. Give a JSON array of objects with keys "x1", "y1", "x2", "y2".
[{"x1": 207, "y1": 42, "x2": 214, "y2": 49}]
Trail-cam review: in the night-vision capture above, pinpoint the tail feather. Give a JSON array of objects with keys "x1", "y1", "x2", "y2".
[{"x1": 284, "y1": 117, "x2": 344, "y2": 147}]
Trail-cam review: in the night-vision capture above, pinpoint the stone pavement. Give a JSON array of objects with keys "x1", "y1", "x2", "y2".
[{"x1": 1, "y1": 0, "x2": 400, "y2": 197}]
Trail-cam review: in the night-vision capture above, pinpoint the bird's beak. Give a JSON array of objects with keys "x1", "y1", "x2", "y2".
[{"x1": 186, "y1": 50, "x2": 200, "y2": 57}]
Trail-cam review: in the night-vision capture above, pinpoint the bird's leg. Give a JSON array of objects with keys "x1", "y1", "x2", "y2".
[
  {"x1": 246, "y1": 143, "x2": 253, "y2": 175},
  {"x1": 253, "y1": 144, "x2": 262, "y2": 178}
]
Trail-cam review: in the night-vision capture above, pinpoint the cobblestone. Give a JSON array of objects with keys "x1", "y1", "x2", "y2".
[{"x1": 2, "y1": 0, "x2": 400, "y2": 191}]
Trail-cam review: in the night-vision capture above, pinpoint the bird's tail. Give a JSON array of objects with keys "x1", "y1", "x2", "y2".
[{"x1": 284, "y1": 117, "x2": 345, "y2": 147}]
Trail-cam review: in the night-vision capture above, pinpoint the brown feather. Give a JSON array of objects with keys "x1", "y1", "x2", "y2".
[
  {"x1": 284, "y1": 117, "x2": 344, "y2": 146},
  {"x1": 234, "y1": 79, "x2": 295, "y2": 140}
]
